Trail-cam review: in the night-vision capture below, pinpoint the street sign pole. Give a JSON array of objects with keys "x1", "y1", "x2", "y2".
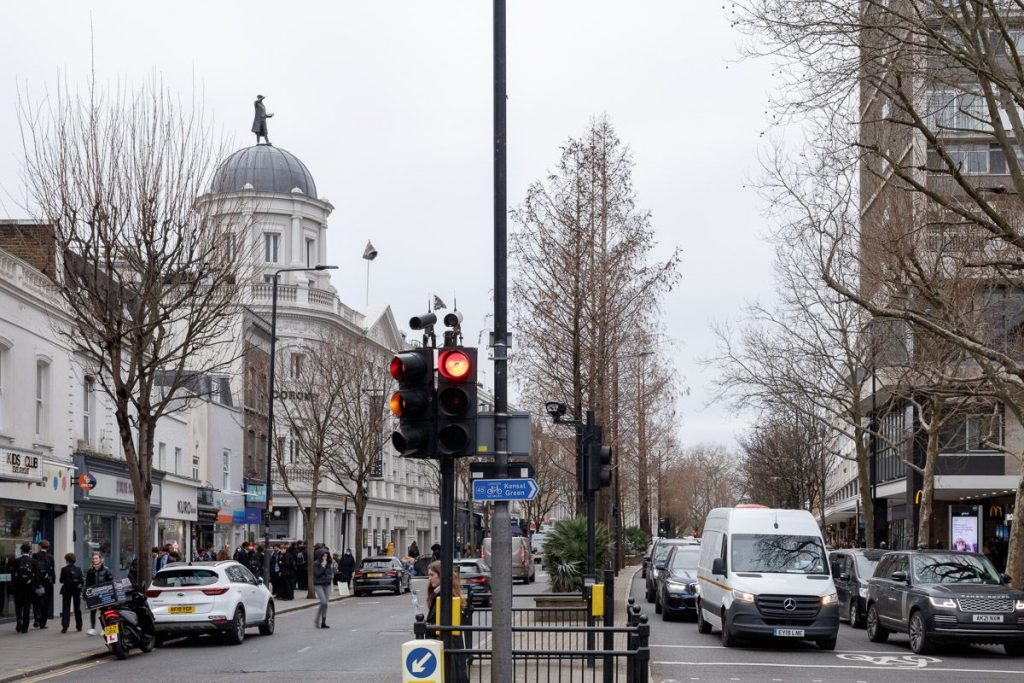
[{"x1": 439, "y1": 452, "x2": 455, "y2": 655}]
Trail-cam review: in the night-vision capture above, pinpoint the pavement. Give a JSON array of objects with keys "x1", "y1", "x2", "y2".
[
  {"x1": 628, "y1": 570, "x2": 1024, "y2": 683},
  {"x1": 0, "y1": 585, "x2": 354, "y2": 683}
]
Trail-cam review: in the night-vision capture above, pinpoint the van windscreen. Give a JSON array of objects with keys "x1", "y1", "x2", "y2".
[{"x1": 731, "y1": 534, "x2": 828, "y2": 574}]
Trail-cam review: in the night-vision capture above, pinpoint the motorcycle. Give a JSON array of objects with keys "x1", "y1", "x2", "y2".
[{"x1": 98, "y1": 584, "x2": 157, "y2": 660}]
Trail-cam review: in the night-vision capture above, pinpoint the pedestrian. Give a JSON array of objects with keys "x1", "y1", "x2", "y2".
[
  {"x1": 279, "y1": 544, "x2": 296, "y2": 600},
  {"x1": 313, "y1": 551, "x2": 332, "y2": 629},
  {"x1": 85, "y1": 552, "x2": 113, "y2": 635},
  {"x1": 32, "y1": 539, "x2": 56, "y2": 629},
  {"x1": 168, "y1": 550, "x2": 181, "y2": 563},
  {"x1": 217, "y1": 543, "x2": 231, "y2": 561},
  {"x1": 337, "y1": 549, "x2": 355, "y2": 590},
  {"x1": 408, "y1": 541, "x2": 420, "y2": 561},
  {"x1": 151, "y1": 546, "x2": 168, "y2": 576},
  {"x1": 269, "y1": 544, "x2": 282, "y2": 597},
  {"x1": 423, "y1": 561, "x2": 469, "y2": 683},
  {"x1": 430, "y1": 543, "x2": 441, "y2": 562},
  {"x1": 295, "y1": 541, "x2": 308, "y2": 592},
  {"x1": 250, "y1": 544, "x2": 265, "y2": 580},
  {"x1": 11, "y1": 543, "x2": 38, "y2": 634},
  {"x1": 58, "y1": 552, "x2": 84, "y2": 633},
  {"x1": 203, "y1": 542, "x2": 216, "y2": 561}
]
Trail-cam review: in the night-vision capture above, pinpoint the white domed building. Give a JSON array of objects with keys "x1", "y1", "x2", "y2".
[{"x1": 196, "y1": 143, "x2": 441, "y2": 560}]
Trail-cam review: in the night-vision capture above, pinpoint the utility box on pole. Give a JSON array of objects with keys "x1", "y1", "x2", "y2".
[{"x1": 474, "y1": 411, "x2": 532, "y2": 456}]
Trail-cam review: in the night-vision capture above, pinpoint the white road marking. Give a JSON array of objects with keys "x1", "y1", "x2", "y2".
[
  {"x1": 652, "y1": 661, "x2": 1024, "y2": 675},
  {"x1": 297, "y1": 646, "x2": 312, "y2": 653}
]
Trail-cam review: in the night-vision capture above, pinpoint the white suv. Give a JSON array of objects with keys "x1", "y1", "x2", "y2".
[{"x1": 147, "y1": 561, "x2": 274, "y2": 645}]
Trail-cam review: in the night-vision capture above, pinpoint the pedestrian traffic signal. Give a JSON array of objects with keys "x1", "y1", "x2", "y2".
[
  {"x1": 436, "y1": 346, "x2": 478, "y2": 456},
  {"x1": 389, "y1": 348, "x2": 436, "y2": 458},
  {"x1": 585, "y1": 440, "x2": 612, "y2": 492}
]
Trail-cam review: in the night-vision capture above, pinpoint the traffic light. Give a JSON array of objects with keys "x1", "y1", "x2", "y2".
[
  {"x1": 389, "y1": 348, "x2": 436, "y2": 458},
  {"x1": 435, "y1": 346, "x2": 478, "y2": 456},
  {"x1": 658, "y1": 517, "x2": 670, "y2": 536},
  {"x1": 585, "y1": 440, "x2": 612, "y2": 492}
]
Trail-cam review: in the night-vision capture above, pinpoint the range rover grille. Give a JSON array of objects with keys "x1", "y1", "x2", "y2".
[{"x1": 956, "y1": 597, "x2": 1013, "y2": 613}]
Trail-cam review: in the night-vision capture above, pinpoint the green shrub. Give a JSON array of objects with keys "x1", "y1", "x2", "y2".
[
  {"x1": 541, "y1": 517, "x2": 611, "y2": 592},
  {"x1": 624, "y1": 527, "x2": 650, "y2": 556}
]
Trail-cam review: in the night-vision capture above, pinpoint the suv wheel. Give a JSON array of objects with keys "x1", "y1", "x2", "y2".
[
  {"x1": 866, "y1": 604, "x2": 888, "y2": 643},
  {"x1": 225, "y1": 607, "x2": 246, "y2": 645},
  {"x1": 258, "y1": 602, "x2": 275, "y2": 636},
  {"x1": 654, "y1": 592, "x2": 663, "y2": 615},
  {"x1": 908, "y1": 611, "x2": 932, "y2": 654}
]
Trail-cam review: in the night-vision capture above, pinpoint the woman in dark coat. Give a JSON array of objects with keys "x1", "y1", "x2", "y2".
[
  {"x1": 336, "y1": 550, "x2": 356, "y2": 590},
  {"x1": 84, "y1": 552, "x2": 113, "y2": 635}
]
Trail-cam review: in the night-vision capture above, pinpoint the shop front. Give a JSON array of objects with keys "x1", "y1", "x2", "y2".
[
  {"x1": 1, "y1": 445, "x2": 72, "y2": 622},
  {"x1": 244, "y1": 481, "x2": 267, "y2": 544},
  {"x1": 74, "y1": 454, "x2": 162, "y2": 578},
  {"x1": 159, "y1": 478, "x2": 198, "y2": 559},
  {"x1": 214, "y1": 491, "x2": 245, "y2": 554}
]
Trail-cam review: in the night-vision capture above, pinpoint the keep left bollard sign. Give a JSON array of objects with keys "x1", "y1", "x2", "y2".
[{"x1": 402, "y1": 639, "x2": 442, "y2": 683}]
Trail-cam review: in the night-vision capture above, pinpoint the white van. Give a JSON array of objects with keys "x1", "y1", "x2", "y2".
[
  {"x1": 482, "y1": 536, "x2": 536, "y2": 583},
  {"x1": 695, "y1": 506, "x2": 839, "y2": 649}
]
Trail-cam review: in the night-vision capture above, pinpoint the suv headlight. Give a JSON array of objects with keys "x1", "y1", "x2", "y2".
[
  {"x1": 821, "y1": 593, "x2": 838, "y2": 607},
  {"x1": 732, "y1": 589, "x2": 755, "y2": 603},
  {"x1": 1015, "y1": 599, "x2": 1024, "y2": 611},
  {"x1": 929, "y1": 597, "x2": 957, "y2": 609}
]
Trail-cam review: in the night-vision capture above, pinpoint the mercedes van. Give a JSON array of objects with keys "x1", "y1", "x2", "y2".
[{"x1": 695, "y1": 506, "x2": 840, "y2": 649}]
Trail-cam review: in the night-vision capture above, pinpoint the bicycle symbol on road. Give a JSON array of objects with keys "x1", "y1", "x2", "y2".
[{"x1": 836, "y1": 653, "x2": 940, "y2": 668}]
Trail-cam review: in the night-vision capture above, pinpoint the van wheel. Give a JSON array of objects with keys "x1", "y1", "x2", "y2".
[
  {"x1": 720, "y1": 609, "x2": 737, "y2": 647},
  {"x1": 817, "y1": 637, "x2": 837, "y2": 651},
  {"x1": 849, "y1": 599, "x2": 864, "y2": 629},
  {"x1": 696, "y1": 601, "x2": 712, "y2": 634},
  {"x1": 866, "y1": 604, "x2": 888, "y2": 643}
]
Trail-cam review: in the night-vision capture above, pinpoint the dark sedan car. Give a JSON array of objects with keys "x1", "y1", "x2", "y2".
[
  {"x1": 646, "y1": 539, "x2": 698, "y2": 603},
  {"x1": 829, "y1": 548, "x2": 884, "y2": 628},
  {"x1": 456, "y1": 558, "x2": 492, "y2": 607},
  {"x1": 353, "y1": 557, "x2": 410, "y2": 596},
  {"x1": 655, "y1": 545, "x2": 701, "y2": 620},
  {"x1": 866, "y1": 550, "x2": 1024, "y2": 656}
]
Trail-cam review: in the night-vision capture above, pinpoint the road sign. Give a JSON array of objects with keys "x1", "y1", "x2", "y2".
[
  {"x1": 402, "y1": 640, "x2": 442, "y2": 682},
  {"x1": 472, "y1": 478, "x2": 539, "y2": 502}
]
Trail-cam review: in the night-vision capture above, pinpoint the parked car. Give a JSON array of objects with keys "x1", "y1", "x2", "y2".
[
  {"x1": 147, "y1": 561, "x2": 275, "y2": 645},
  {"x1": 455, "y1": 558, "x2": 492, "y2": 607},
  {"x1": 866, "y1": 550, "x2": 1024, "y2": 656},
  {"x1": 695, "y1": 506, "x2": 839, "y2": 650},
  {"x1": 645, "y1": 538, "x2": 698, "y2": 603},
  {"x1": 655, "y1": 544, "x2": 701, "y2": 620},
  {"x1": 482, "y1": 536, "x2": 535, "y2": 584},
  {"x1": 353, "y1": 556, "x2": 411, "y2": 596},
  {"x1": 829, "y1": 548, "x2": 884, "y2": 628},
  {"x1": 641, "y1": 539, "x2": 660, "y2": 579}
]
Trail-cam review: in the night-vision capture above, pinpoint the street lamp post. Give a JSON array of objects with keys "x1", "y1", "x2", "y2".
[{"x1": 262, "y1": 264, "x2": 337, "y2": 581}]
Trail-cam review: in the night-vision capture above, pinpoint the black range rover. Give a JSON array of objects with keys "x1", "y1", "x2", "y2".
[{"x1": 866, "y1": 550, "x2": 1024, "y2": 656}]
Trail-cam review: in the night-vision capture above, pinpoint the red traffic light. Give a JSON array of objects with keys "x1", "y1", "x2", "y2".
[
  {"x1": 438, "y1": 349, "x2": 472, "y2": 380},
  {"x1": 390, "y1": 351, "x2": 429, "y2": 381}
]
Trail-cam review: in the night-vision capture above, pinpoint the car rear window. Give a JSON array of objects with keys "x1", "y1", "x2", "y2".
[
  {"x1": 153, "y1": 569, "x2": 219, "y2": 587},
  {"x1": 361, "y1": 560, "x2": 394, "y2": 570},
  {"x1": 456, "y1": 561, "x2": 485, "y2": 572}
]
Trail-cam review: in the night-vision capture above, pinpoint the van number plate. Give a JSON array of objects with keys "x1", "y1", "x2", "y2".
[
  {"x1": 972, "y1": 614, "x2": 1003, "y2": 623},
  {"x1": 773, "y1": 628, "x2": 805, "y2": 637}
]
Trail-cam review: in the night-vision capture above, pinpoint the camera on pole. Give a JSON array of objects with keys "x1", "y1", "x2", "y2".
[{"x1": 389, "y1": 348, "x2": 436, "y2": 458}]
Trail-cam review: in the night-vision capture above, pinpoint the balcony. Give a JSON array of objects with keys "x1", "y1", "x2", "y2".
[{"x1": 249, "y1": 283, "x2": 364, "y2": 325}]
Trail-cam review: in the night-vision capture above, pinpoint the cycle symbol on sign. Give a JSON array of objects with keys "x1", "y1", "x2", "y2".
[
  {"x1": 487, "y1": 484, "x2": 503, "y2": 495},
  {"x1": 836, "y1": 654, "x2": 940, "y2": 668}
]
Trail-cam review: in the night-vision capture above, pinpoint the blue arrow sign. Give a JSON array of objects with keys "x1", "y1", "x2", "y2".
[
  {"x1": 405, "y1": 646, "x2": 437, "y2": 678},
  {"x1": 472, "y1": 478, "x2": 539, "y2": 502}
]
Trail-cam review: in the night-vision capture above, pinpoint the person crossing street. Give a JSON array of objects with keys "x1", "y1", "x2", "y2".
[{"x1": 312, "y1": 551, "x2": 332, "y2": 629}]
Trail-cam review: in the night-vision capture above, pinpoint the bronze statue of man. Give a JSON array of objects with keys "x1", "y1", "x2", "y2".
[{"x1": 252, "y1": 95, "x2": 274, "y2": 145}]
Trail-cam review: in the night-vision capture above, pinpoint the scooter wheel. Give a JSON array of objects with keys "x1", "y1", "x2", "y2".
[{"x1": 112, "y1": 639, "x2": 129, "y2": 660}]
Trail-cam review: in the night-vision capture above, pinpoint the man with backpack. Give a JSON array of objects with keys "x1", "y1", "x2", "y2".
[
  {"x1": 58, "y1": 552, "x2": 84, "y2": 633},
  {"x1": 32, "y1": 539, "x2": 56, "y2": 628},
  {"x1": 11, "y1": 543, "x2": 38, "y2": 634}
]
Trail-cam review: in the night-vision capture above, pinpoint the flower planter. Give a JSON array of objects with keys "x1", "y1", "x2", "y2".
[{"x1": 533, "y1": 593, "x2": 587, "y2": 622}]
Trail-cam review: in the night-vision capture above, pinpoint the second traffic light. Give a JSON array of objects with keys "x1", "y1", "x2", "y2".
[
  {"x1": 389, "y1": 348, "x2": 435, "y2": 458},
  {"x1": 436, "y1": 347, "x2": 478, "y2": 456},
  {"x1": 585, "y1": 440, "x2": 612, "y2": 492}
]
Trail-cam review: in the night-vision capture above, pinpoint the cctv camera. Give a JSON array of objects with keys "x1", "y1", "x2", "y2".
[
  {"x1": 545, "y1": 402, "x2": 567, "y2": 418},
  {"x1": 409, "y1": 312, "x2": 437, "y2": 330},
  {"x1": 443, "y1": 310, "x2": 463, "y2": 327}
]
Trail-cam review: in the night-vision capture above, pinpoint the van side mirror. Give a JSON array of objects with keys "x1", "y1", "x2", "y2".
[
  {"x1": 712, "y1": 557, "x2": 726, "y2": 575},
  {"x1": 891, "y1": 571, "x2": 909, "y2": 584}
]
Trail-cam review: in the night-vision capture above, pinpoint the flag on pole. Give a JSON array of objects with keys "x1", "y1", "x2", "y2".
[
  {"x1": 362, "y1": 240, "x2": 378, "y2": 261},
  {"x1": 432, "y1": 295, "x2": 447, "y2": 310}
]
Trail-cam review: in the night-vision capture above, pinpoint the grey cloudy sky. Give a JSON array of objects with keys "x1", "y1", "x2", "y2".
[{"x1": 0, "y1": 0, "x2": 776, "y2": 449}]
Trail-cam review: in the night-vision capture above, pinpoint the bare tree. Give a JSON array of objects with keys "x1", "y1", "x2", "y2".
[
  {"x1": 660, "y1": 443, "x2": 741, "y2": 537},
  {"x1": 19, "y1": 80, "x2": 248, "y2": 583}
]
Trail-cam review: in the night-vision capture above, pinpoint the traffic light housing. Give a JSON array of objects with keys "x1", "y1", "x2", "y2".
[
  {"x1": 585, "y1": 440, "x2": 612, "y2": 492},
  {"x1": 436, "y1": 347, "x2": 478, "y2": 456},
  {"x1": 658, "y1": 517, "x2": 670, "y2": 536},
  {"x1": 389, "y1": 348, "x2": 436, "y2": 458}
]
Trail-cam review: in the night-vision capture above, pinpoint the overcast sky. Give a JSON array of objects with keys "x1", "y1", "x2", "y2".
[{"x1": 0, "y1": 1, "x2": 776, "y2": 450}]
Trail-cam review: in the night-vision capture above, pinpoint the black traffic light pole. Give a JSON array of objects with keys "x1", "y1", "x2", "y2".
[{"x1": 585, "y1": 411, "x2": 596, "y2": 576}]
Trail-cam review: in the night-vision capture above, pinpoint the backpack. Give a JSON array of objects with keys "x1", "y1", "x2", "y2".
[
  {"x1": 67, "y1": 564, "x2": 85, "y2": 590},
  {"x1": 13, "y1": 556, "x2": 37, "y2": 589}
]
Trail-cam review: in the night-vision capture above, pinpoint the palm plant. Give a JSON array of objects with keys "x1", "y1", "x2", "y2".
[{"x1": 541, "y1": 517, "x2": 611, "y2": 592}]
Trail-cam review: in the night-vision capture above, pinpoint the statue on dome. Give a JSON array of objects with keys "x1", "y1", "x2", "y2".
[{"x1": 252, "y1": 94, "x2": 274, "y2": 145}]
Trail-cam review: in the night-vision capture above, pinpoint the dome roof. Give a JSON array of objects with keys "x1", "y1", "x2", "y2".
[{"x1": 210, "y1": 145, "x2": 317, "y2": 197}]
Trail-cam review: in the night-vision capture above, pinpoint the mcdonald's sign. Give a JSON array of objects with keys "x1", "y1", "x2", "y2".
[
  {"x1": 914, "y1": 489, "x2": 923, "y2": 505},
  {"x1": 988, "y1": 504, "x2": 1004, "y2": 518}
]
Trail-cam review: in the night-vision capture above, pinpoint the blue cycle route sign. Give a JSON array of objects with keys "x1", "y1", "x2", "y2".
[
  {"x1": 472, "y1": 478, "x2": 539, "y2": 502},
  {"x1": 406, "y1": 646, "x2": 438, "y2": 678}
]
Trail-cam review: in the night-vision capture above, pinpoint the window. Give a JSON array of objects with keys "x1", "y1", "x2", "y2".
[
  {"x1": 82, "y1": 377, "x2": 95, "y2": 446},
  {"x1": 263, "y1": 233, "x2": 280, "y2": 263},
  {"x1": 0, "y1": 343, "x2": 8, "y2": 429},
  {"x1": 940, "y1": 410, "x2": 1003, "y2": 452},
  {"x1": 263, "y1": 274, "x2": 275, "y2": 284},
  {"x1": 290, "y1": 353, "x2": 305, "y2": 378},
  {"x1": 222, "y1": 449, "x2": 231, "y2": 489},
  {"x1": 174, "y1": 447, "x2": 182, "y2": 475},
  {"x1": 926, "y1": 89, "x2": 992, "y2": 133},
  {"x1": 192, "y1": 455, "x2": 200, "y2": 481},
  {"x1": 289, "y1": 427, "x2": 301, "y2": 463},
  {"x1": 35, "y1": 360, "x2": 49, "y2": 437},
  {"x1": 158, "y1": 442, "x2": 167, "y2": 471},
  {"x1": 305, "y1": 238, "x2": 315, "y2": 268}
]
